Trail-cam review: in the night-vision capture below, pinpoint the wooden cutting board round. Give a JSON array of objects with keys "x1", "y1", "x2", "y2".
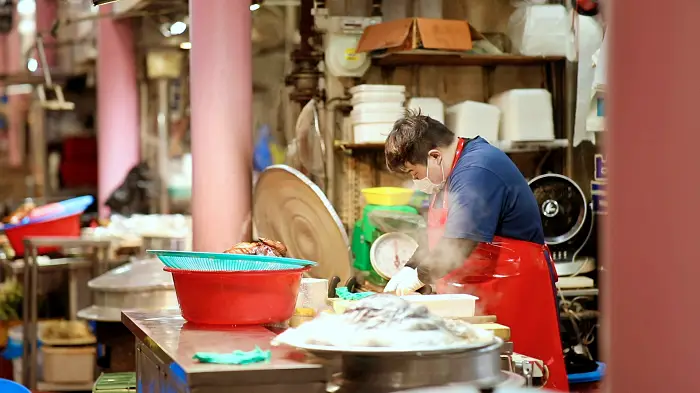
[{"x1": 253, "y1": 165, "x2": 353, "y2": 283}]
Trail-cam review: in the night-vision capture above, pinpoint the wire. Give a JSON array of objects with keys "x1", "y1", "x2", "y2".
[{"x1": 568, "y1": 203, "x2": 596, "y2": 278}]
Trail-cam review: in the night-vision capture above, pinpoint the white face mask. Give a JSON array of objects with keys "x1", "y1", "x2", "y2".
[{"x1": 413, "y1": 156, "x2": 445, "y2": 194}]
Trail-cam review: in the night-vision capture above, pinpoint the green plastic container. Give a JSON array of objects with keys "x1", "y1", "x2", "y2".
[
  {"x1": 351, "y1": 204, "x2": 418, "y2": 286},
  {"x1": 93, "y1": 372, "x2": 136, "y2": 393}
]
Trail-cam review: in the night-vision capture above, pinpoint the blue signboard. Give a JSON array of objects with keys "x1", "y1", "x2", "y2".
[{"x1": 592, "y1": 153, "x2": 607, "y2": 215}]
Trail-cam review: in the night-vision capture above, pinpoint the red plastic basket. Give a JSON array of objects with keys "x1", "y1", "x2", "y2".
[
  {"x1": 4, "y1": 214, "x2": 82, "y2": 256},
  {"x1": 165, "y1": 266, "x2": 310, "y2": 325}
]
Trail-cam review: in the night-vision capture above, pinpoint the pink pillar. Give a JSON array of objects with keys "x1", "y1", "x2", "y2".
[
  {"x1": 607, "y1": 1, "x2": 700, "y2": 392},
  {"x1": 35, "y1": 0, "x2": 58, "y2": 67},
  {"x1": 190, "y1": 0, "x2": 252, "y2": 250},
  {"x1": 6, "y1": 7, "x2": 23, "y2": 168},
  {"x1": 96, "y1": 6, "x2": 139, "y2": 217}
]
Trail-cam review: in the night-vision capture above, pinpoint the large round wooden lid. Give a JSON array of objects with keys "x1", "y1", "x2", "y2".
[{"x1": 253, "y1": 165, "x2": 352, "y2": 282}]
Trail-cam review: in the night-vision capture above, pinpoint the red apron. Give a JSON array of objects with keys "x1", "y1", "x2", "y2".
[{"x1": 428, "y1": 138, "x2": 569, "y2": 391}]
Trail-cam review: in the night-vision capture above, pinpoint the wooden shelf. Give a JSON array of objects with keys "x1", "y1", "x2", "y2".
[
  {"x1": 373, "y1": 52, "x2": 566, "y2": 67},
  {"x1": 335, "y1": 139, "x2": 569, "y2": 154}
]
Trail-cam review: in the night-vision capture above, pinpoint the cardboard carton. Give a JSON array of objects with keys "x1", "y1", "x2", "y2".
[{"x1": 356, "y1": 18, "x2": 477, "y2": 54}]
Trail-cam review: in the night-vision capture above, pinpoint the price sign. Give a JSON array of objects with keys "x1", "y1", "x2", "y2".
[
  {"x1": 594, "y1": 154, "x2": 607, "y2": 181},
  {"x1": 0, "y1": 0, "x2": 13, "y2": 35}
]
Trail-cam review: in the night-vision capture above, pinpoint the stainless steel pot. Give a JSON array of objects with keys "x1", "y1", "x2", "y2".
[
  {"x1": 332, "y1": 340, "x2": 504, "y2": 393},
  {"x1": 392, "y1": 372, "x2": 527, "y2": 392}
]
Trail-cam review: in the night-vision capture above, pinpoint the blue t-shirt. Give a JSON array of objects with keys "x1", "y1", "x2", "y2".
[{"x1": 440, "y1": 137, "x2": 545, "y2": 245}]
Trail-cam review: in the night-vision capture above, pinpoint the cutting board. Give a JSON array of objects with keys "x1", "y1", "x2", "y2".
[
  {"x1": 328, "y1": 295, "x2": 481, "y2": 319},
  {"x1": 472, "y1": 323, "x2": 511, "y2": 341}
]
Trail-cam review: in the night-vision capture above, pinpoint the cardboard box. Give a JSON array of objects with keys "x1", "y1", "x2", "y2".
[{"x1": 356, "y1": 18, "x2": 475, "y2": 54}]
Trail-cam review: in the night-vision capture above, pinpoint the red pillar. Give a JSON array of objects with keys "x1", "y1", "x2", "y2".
[
  {"x1": 607, "y1": 1, "x2": 700, "y2": 392},
  {"x1": 189, "y1": 0, "x2": 252, "y2": 250}
]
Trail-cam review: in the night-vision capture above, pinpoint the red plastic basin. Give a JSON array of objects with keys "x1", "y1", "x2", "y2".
[
  {"x1": 4, "y1": 214, "x2": 81, "y2": 256},
  {"x1": 165, "y1": 266, "x2": 310, "y2": 325}
]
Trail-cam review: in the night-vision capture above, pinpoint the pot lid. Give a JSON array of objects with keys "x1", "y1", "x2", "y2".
[
  {"x1": 254, "y1": 165, "x2": 352, "y2": 283},
  {"x1": 88, "y1": 257, "x2": 174, "y2": 292},
  {"x1": 529, "y1": 174, "x2": 587, "y2": 245}
]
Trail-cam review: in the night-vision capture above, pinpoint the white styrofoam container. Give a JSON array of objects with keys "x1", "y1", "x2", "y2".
[
  {"x1": 407, "y1": 97, "x2": 445, "y2": 123},
  {"x1": 489, "y1": 89, "x2": 555, "y2": 142},
  {"x1": 401, "y1": 294, "x2": 478, "y2": 318},
  {"x1": 446, "y1": 101, "x2": 501, "y2": 143},
  {"x1": 351, "y1": 110, "x2": 404, "y2": 124},
  {"x1": 349, "y1": 84, "x2": 406, "y2": 95},
  {"x1": 351, "y1": 91, "x2": 405, "y2": 106},
  {"x1": 42, "y1": 346, "x2": 96, "y2": 383},
  {"x1": 353, "y1": 123, "x2": 394, "y2": 143},
  {"x1": 296, "y1": 278, "x2": 329, "y2": 312}
]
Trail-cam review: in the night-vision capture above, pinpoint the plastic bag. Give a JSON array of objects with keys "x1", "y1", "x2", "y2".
[
  {"x1": 507, "y1": 4, "x2": 572, "y2": 57},
  {"x1": 253, "y1": 124, "x2": 273, "y2": 172}
]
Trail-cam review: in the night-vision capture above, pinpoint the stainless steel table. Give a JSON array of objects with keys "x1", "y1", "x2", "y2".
[
  {"x1": 122, "y1": 310, "x2": 326, "y2": 393},
  {"x1": 21, "y1": 237, "x2": 113, "y2": 391}
]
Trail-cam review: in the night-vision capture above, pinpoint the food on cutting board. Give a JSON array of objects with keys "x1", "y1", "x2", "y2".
[
  {"x1": 224, "y1": 238, "x2": 288, "y2": 257},
  {"x1": 40, "y1": 320, "x2": 93, "y2": 341},
  {"x1": 273, "y1": 294, "x2": 494, "y2": 349}
]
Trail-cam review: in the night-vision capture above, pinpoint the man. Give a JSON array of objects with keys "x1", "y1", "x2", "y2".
[{"x1": 383, "y1": 111, "x2": 568, "y2": 392}]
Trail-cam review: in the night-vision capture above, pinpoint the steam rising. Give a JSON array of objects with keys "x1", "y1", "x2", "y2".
[{"x1": 407, "y1": 187, "x2": 516, "y2": 317}]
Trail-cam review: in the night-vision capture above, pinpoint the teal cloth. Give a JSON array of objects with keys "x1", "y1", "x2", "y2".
[
  {"x1": 193, "y1": 346, "x2": 271, "y2": 365},
  {"x1": 335, "y1": 286, "x2": 375, "y2": 301}
]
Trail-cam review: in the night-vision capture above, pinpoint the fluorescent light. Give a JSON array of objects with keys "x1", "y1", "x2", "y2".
[
  {"x1": 27, "y1": 58, "x2": 38, "y2": 72},
  {"x1": 169, "y1": 21, "x2": 187, "y2": 35},
  {"x1": 17, "y1": 0, "x2": 36, "y2": 16},
  {"x1": 250, "y1": 3, "x2": 261, "y2": 11},
  {"x1": 180, "y1": 42, "x2": 192, "y2": 50}
]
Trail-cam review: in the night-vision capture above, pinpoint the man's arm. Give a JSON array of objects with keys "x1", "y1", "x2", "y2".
[
  {"x1": 408, "y1": 238, "x2": 479, "y2": 284},
  {"x1": 410, "y1": 167, "x2": 507, "y2": 284}
]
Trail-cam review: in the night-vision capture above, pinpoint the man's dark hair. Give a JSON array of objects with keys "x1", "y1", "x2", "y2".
[{"x1": 385, "y1": 109, "x2": 455, "y2": 172}]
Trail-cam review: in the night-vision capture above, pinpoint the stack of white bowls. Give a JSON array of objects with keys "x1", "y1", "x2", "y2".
[{"x1": 350, "y1": 84, "x2": 406, "y2": 143}]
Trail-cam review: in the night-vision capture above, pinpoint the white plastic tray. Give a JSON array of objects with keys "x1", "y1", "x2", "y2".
[
  {"x1": 353, "y1": 123, "x2": 394, "y2": 143},
  {"x1": 351, "y1": 91, "x2": 405, "y2": 106},
  {"x1": 349, "y1": 84, "x2": 406, "y2": 95},
  {"x1": 351, "y1": 110, "x2": 404, "y2": 124}
]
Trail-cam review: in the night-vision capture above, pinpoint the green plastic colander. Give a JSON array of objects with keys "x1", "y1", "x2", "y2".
[{"x1": 149, "y1": 250, "x2": 317, "y2": 271}]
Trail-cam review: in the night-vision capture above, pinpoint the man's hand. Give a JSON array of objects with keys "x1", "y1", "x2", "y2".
[{"x1": 383, "y1": 267, "x2": 424, "y2": 296}]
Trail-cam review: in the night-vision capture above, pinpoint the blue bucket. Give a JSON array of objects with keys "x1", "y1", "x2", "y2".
[{"x1": 0, "y1": 378, "x2": 30, "y2": 393}]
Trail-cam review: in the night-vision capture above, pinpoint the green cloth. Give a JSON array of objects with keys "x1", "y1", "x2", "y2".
[
  {"x1": 335, "y1": 286, "x2": 375, "y2": 301},
  {"x1": 193, "y1": 346, "x2": 271, "y2": 365}
]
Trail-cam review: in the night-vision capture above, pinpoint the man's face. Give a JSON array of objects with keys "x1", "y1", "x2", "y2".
[
  {"x1": 404, "y1": 162, "x2": 428, "y2": 181},
  {"x1": 404, "y1": 153, "x2": 444, "y2": 184}
]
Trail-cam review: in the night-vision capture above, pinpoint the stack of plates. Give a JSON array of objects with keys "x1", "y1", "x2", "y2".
[{"x1": 350, "y1": 84, "x2": 405, "y2": 143}]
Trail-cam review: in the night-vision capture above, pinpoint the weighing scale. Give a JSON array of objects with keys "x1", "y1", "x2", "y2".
[
  {"x1": 351, "y1": 205, "x2": 424, "y2": 286},
  {"x1": 528, "y1": 174, "x2": 596, "y2": 276}
]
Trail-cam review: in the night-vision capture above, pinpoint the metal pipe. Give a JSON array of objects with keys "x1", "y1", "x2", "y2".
[
  {"x1": 156, "y1": 79, "x2": 171, "y2": 214},
  {"x1": 29, "y1": 244, "x2": 38, "y2": 390}
]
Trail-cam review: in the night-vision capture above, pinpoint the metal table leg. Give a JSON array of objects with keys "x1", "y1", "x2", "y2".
[
  {"x1": 68, "y1": 268, "x2": 78, "y2": 320},
  {"x1": 21, "y1": 241, "x2": 30, "y2": 388}
]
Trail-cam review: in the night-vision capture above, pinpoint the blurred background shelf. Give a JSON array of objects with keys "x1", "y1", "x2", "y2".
[
  {"x1": 373, "y1": 52, "x2": 566, "y2": 67},
  {"x1": 335, "y1": 139, "x2": 569, "y2": 154}
]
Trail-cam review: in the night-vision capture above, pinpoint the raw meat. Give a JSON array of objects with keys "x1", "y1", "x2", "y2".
[{"x1": 223, "y1": 238, "x2": 288, "y2": 257}]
